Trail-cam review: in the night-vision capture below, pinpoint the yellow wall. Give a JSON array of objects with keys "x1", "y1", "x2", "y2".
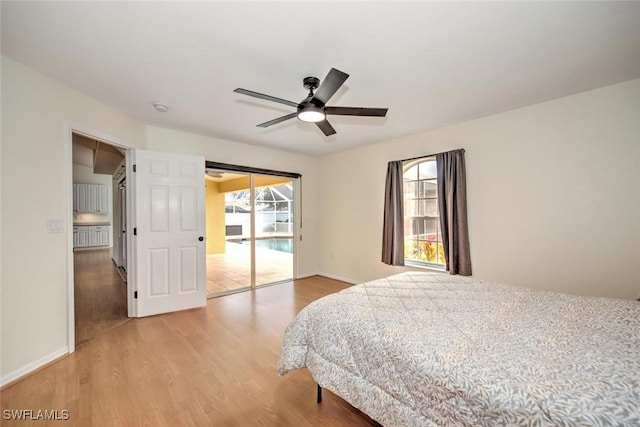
[
  {"x1": 205, "y1": 181, "x2": 226, "y2": 254},
  {"x1": 218, "y1": 175, "x2": 291, "y2": 193}
]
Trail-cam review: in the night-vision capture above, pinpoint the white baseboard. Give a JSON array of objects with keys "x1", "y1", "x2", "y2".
[
  {"x1": 295, "y1": 271, "x2": 319, "y2": 280},
  {"x1": 316, "y1": 272, "x2": 359, "y2": 285},
  {"x1": 73, "y1": 246, "x2": 110, "y2": 251},
  {"x1": 1, "y1": 346, "x2": 68, "y2": 387}
]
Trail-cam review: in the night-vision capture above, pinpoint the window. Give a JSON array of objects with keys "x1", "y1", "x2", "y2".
[{"x1": 403, "y1": 158, "x2": 445, "y2": 268}]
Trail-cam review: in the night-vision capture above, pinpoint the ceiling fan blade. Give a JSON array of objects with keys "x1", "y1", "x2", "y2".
[
  {"x1": 326, "y1": 107, "x2": 388, "y2": 117},
  {"x1": 257, "y1": 112, "x2": 298, "y2": 128},
  {"x1": 234, "y1": 88, "x2": 299, "y2": 108},
  {"x1": 312, "y1": 68, "x2": 349, "y2": 106},
  {"x1": 316, "y1": 120, "x2": 336, "y2": 136}
]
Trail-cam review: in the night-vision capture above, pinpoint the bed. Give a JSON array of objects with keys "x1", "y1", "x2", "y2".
[{"x1": 277, "y1": 271, "x2": 640, "y2": 426}]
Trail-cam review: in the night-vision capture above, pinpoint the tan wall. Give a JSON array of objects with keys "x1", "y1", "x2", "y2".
[
  {"x1": 206, "y1": 180, "x2": 226, "y2": 254},
  {"x1": 318, "y1": 78, "x2": 640, "y2": 300},
  {"x1": 1, "y1": 56, "x2": 146, "y2": 383}
]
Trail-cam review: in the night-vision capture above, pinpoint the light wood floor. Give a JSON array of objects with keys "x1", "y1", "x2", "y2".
[
  {"x1": 1, "y1": 276, "x2": 380, "y2": 426},
  {"x1": 74, "y1": 248, "x2": 129, "y2": 345}
]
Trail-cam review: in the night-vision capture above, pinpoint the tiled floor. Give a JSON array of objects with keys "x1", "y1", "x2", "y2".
[{"x1": 206, "y1": 241, "x2": 293, "y2": 295}]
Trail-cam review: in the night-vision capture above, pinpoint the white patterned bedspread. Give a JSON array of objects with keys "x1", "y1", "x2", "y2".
[{"x1": 277, "y1": 272, "x2": 640, "y2": 426}]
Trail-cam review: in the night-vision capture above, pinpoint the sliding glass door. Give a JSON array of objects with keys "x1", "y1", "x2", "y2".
[
  {"x1": 254, "y1": 177, "x2": 294, "y2": 286},
  {"x1": 204, "y1": 169, "x2": 295, "y2": 297},
  {"x1": 205, "y1": 171, "x2": 252, "y2": 296}
]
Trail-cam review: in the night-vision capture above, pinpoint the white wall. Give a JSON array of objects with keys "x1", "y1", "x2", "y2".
[
  {"x1": 318, "y1": 79, "x2": 640, "y2": 300},
  {"x1": 0, "y1": 56, "x2": 145, "y2": 383},
  {"x1": 144, "y1": 126, "x2": 320, "y2": 278},
  {"x1": 72, "y1": 164, "x2": 113, "y2": 228}
]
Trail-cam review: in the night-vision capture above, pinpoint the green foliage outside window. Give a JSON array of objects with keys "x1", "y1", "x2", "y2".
[{"x1": 404, "y1": 239, "x2": 445, "y2": 265}]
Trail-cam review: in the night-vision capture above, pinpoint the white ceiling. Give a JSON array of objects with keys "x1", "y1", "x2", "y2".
[{"x1": 2, "y1": 2, "x2": 640, "y2": 157}]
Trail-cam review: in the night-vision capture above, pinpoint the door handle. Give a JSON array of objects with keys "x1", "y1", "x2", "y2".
[{"x1": 198, "y1": 236, "x2": 204, "y2": 241}]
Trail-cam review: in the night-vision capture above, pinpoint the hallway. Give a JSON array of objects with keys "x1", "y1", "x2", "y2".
[{"x1": 74, "y1": 248, "x2": 129, "y2": 345}]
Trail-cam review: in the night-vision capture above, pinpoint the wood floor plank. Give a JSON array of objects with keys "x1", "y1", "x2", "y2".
[
  {"x1": 1, "y1": 276, "x2": 380, "y2": 426},
  {"x1": 73, "y1": 249, "x2": 129, "y2": 345}
]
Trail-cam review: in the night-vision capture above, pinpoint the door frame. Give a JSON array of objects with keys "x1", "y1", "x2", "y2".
[
  {"x1": 65, "y1": 122, "x2": 138, "y2": 353},
  {"x1": 251, "y1": 173, "x2": 299, "y2": 288},
  {"x1": 116, "y1": 177, "x2": 127, "y2": 274},
  {"x1": 204, "y1": 166, "x2": 301, "y2": 296}
]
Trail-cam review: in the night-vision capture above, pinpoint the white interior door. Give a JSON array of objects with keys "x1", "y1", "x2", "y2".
[{"x1": 131, "y1": 149, "x2": 206, "y2": 317}]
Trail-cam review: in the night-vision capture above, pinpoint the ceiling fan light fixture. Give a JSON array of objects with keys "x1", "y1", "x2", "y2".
[
  {"x1": 153, "y1": 103, "x2": 169, "y2": 113},
  {"x1": 297, "y1": 106, "x2": 325, "y2": 123},
  {"x1": 234, "y1": 68, "x2": 387, "y2": 136}
]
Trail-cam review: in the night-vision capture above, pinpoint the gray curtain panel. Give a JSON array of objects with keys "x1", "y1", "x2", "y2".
[
  {"x1": 382, "y1": 160, "x2": 405, "y2": 266},
  {"x1": 437, "y1": 149, "x2": 472, "y2": 276}
]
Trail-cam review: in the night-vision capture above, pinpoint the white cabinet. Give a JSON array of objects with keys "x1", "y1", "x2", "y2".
[
  {"x1": 98, "y1": 227, "x2": 110, "y2": 246},
  {"x1": 88, "y1": 226, "x2": 110, "y2": 246},
  {"x1": 99, "y1": 186, "x2": 109, "y2": 213},
  {"x1": 88, "y1": 226, "x2": 100, "y2": 247},
  {"x1": 99, "y1": 226, "x2": 111, "y2": 246},
  {"x1": 73, "y1": 226, "x2": 90, "y2": 248},
  {"x1": 74, "y1": 184, "x2": 85, "y2": 212},
  {"x1": 73, "y1": 225, "x2": 110, "y2": 248},
  {"x1": 73, "y1": 184, "x2": 109, "y2": 214}
]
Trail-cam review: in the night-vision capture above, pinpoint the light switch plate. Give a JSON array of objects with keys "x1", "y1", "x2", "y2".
[{"x1": 48, "y1": 218, "x2": 64, "y2": 234}]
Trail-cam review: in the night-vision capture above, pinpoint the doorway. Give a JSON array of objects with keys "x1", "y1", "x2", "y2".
[
  {"x1": 204, "y1": 166, "x2": 298, "y2": 297},
  {"x1": 68, "y1": 132, "x2": 210, "y2": 347},
  {"x1": 71, "y1": 132, "x2": 128, "y2": 345}
]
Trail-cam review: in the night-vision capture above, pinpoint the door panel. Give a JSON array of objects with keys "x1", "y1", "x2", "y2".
[
  {"x1": 150, "y1": 185, "x2": 170, "y2": 231},
  {"x1": 179, "y1": 247, "x2": 198, "y2": 292},
  {"x1": 254, "y1": 178, "x2": 294, "y2": 286},
  {"x1": 179, "y1": 187, "x2": 197, "y2": 231},
  {"x1": 132, "y1": 149, "x2": 206, "y2": 317},
  {"x1": 206, "y1": 172, "x2": 253, "y2": 296},
  {"x1": 149, "y1": 248, "x2": 170, "y2": 296}
]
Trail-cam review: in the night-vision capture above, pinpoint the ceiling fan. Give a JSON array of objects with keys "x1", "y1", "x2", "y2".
[{"x1": 233, "y1": 68, "x2": 388, "y2": 136}]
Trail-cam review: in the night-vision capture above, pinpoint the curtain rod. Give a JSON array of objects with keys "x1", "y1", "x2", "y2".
[
  {"x1": 205, "y1": 161, "x2": 301, "y2": 179},
  {"x1": 398, "y1": 148, "x2": 465, "y2": 163}
]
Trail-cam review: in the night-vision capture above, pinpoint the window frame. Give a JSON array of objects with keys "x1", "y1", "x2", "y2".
[{"x1": 403, "y1": 157, "x2": 446, "y2": 270}]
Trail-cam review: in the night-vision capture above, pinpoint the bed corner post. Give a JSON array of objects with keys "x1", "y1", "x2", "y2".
[{"x1": 317, "y1": 384, "x2": 322, "y2": 404}]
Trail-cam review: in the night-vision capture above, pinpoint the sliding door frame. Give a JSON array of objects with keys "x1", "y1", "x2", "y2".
[{"x1": 205, "y1": 161, "x2": 301, "y2": 295}]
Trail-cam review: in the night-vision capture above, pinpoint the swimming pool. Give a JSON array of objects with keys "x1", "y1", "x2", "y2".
[{"x1": 240, "y1": 238, "x2": 294, "y2": 254}]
